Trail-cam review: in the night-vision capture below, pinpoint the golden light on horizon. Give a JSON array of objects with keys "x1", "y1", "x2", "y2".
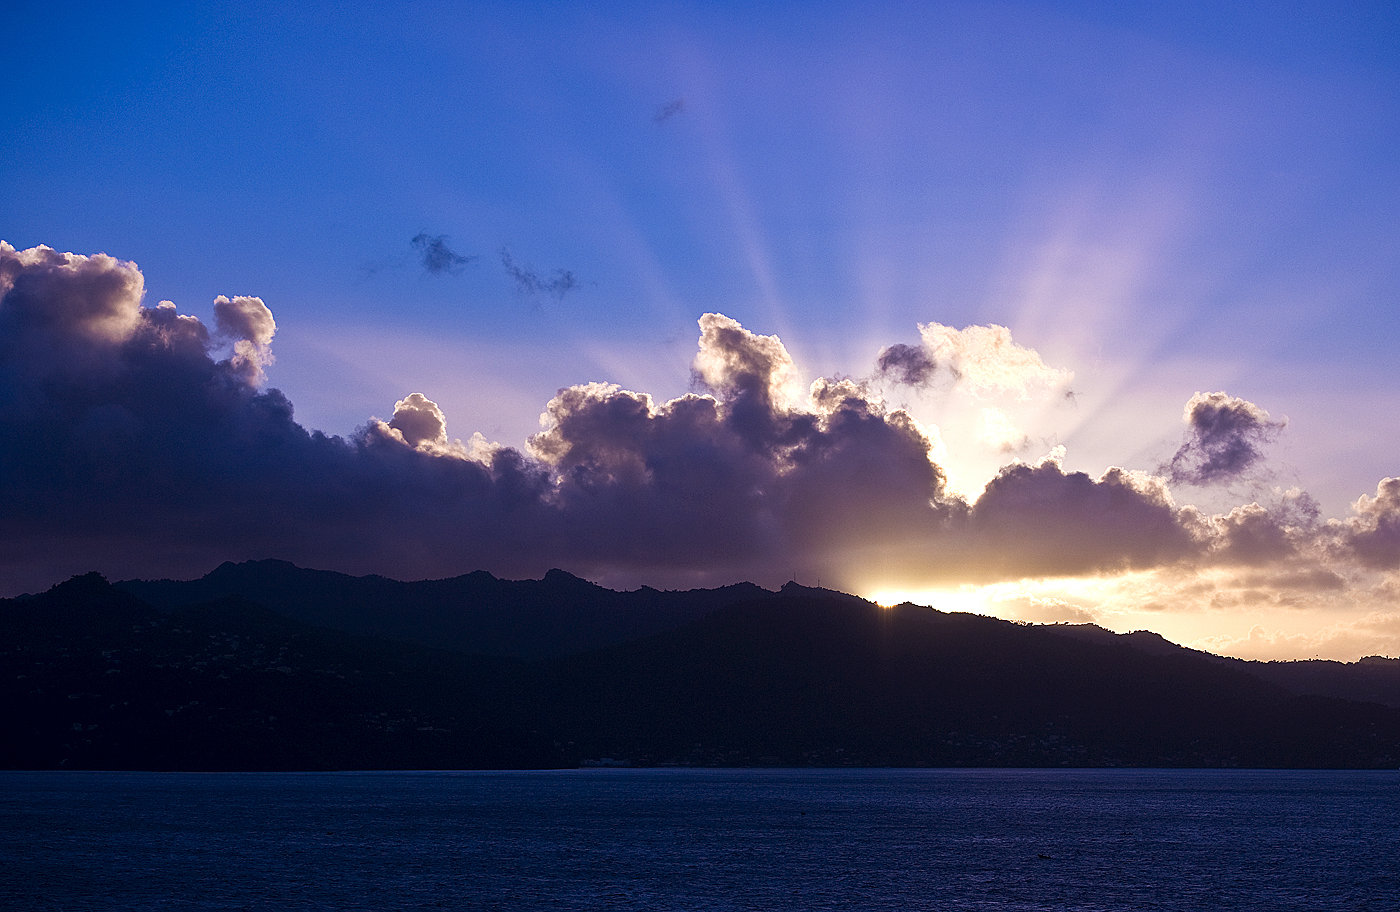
[
  {"x1": 864, "y1": 574, "x2": 1152, "y2": 629},
  {"x1": 865, "y1": 585, "x2": 999, "y2": 616}
]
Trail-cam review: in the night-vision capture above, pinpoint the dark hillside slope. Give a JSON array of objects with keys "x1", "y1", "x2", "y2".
[
  {"x1": 117, "y1": 560, "x2": 771, "y2": 659},
  {"x1": 1048, "y1": 623, "x2": 1400, "y2": 708},
  {"x1": 524, "y1": 595, "x2": 1400, "y2": 769},
  {"x1": 1238, "y1": 655, "x2": 1400, "y2": 707},
  {"x1": 115, "y1": 563, "x2": 1400, "y2": 714},
  {"x1": 10, "y1": 576, "x2": 1399, "y2": 770},
  {"x1": 1, "y1": 574, "x2": 561, "y2": 770}
]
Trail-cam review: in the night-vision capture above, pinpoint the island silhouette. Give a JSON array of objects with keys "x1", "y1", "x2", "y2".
[{"x1": 4, "y1": 561, "x2": 1398, "y2": 771}]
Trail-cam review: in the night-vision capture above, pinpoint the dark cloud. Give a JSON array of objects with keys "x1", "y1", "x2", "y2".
[
  {"x1": 875, "y1": 343, "x2": 938, "y2": 387},
  {"x1": 0, "y1": 243, "x2": 549, "y2": 592},
  {"x1": 1211, "y1": 504, "x2": 1297, "y2": 567},
  {"x1": 1202, "y1": 488, "x2": 1327, "y2": 569},
  {"x1": 8, "y1": 243, "x2": 1386, "y2": 600},
  {"x1": 964, "y1": 460, "x2": 1199, "y2": 579},
  {"x1": 499, "y1": 247, "x2": 578, "y2": 299},
  {"x1": 1164, "y1": 391, "x2": 1285, "y2": 486},
  {"x1": 654, "y1": 98, "x2": 685, "y2": 124},
  {"x1": 411, "y1": 233, "x2": 475, "y2": 275},
  {"x1": 531, "y1": 315, "x2": 959, "y2": 576}
]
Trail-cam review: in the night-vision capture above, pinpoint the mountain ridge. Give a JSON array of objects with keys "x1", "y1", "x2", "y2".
[
  {"x1": 6, "y1": 565, "x2": 1400, "y2": 770},
  {"x1": 1046, "y1": 622, "x2": 1400, "y2": 707},
  {"x1": 110, "y1": 560, "x2": 1400, "y2": 708},
  {"x1": 116, "y1": 559, "x2": 774, "y2": 661},
  {"x1": 524, "y1": 592, "x2": 1398, "y2": 768}
]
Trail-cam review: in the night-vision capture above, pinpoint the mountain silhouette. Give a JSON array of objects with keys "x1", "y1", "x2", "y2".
[
  {"x1": 116, "y1": 561, "x2": 1400, "y2": 708},
  {"x1": 521, "y1": 594, "x2": 1400, "y2": 768},
  {"x1": 5, "y1": 567, "x2": 1399, "y2": 770},
  {"x1": 1047, "y1": 622, "x2": 1400, "y2": 708},
  {"x1": 2, "y1": 573, "x2": 559, "y2": 770},
  {"x1": 117, "y1": 559, "x2": 771, "y2": 659}
]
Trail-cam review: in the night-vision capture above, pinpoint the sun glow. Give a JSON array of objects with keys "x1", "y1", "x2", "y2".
[
  {"x1": 866, "y1": 585, "x2": 998, "y2": 615},
  {"x1": 865, "y1": 576, "x2": 1126, "y2": 627}
]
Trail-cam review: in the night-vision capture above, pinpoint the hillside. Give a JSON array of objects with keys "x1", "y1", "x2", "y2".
[
  {"x1": 1048, "y1": 623, "x2": 1400, "y2": 708},
  {"x1": 1, "y1": 574, "x2": 561, "y2": 770},
  {"x1": 116, "y1": 561, "x2": 1400, "y2": 710},
  {"x1": 117, "y1": 560, "x2": 771, "y2": 660},
  {"x1": 520, "y1": 595, "x2": 1400, "y2": 768},
  {"x1": 6, "y1": 572, "x2": 1399, "y2": 770}
]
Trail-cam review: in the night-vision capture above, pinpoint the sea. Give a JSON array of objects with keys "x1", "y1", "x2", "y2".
[{"x1": 1, "y1": 768, "x2": 1396, "y2": 911}]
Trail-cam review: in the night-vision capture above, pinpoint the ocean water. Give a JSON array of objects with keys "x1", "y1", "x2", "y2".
[{"x1": 1, "y1": 768, "x2": 1396, "y2": 911}]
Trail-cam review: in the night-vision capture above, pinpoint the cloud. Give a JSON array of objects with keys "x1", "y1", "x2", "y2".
[
  {"x1": 654, "y1": 98, "x2": 685, "y2": 124},
  {"x1": 874, "y1": 342, "x2": 937, "y2": 387},
  {"x1": 1234, "y1": 567, "x2": 1346, "y2": 593},
  {"x1": 528, "y1": 315, "x2": 958, "y2": 573},
  {"x1": 978, "y1": 407, "x2": 1031, "y2": 454},
  {"x1": 1164, "y1": 391, "x2": 1285, "y2": 486},
  {"x1": 499, "y1": 247, "x2": 578, "y2": 299},
  {"x1": 1199, "y1": 487, "x2": 1324, "y2": 569},
  {"x1": 1194, "y1": 611, "x2": 1400, "y2": 662},
  {"x1": 386, "y1": 392, "x2": 448, "y2": 448},
  {"x1": 963, "y1": 453, "x2": 1201, "y2": 580},
  {"x1": 4, "y1": 243, "x2": 1398, "y2": 627},
  {"x1": 1001, "y1": 596, "x2": 1099, "y2": 625},
  {"x1": 1337, "y1": 477, "x2": 1400, "y2": 570},
  {"x1": 214, "y1": 295, "x2": 276, "y2": 385},
  {"x1": 411, "y1": 233, "x2": 475, "y2": 275},
  {"x1": 0, "y1": 243, "x2": 146, "y2": 374},
  {"x1": 875, "y1": 322, "x2": 1072, "y2": 398},
  {"x1": 372, "y1": 392, "x2": 499, "y2": 463},
  {"x1": 0, "y1": 242, "x2": 552, "y2": 591}
]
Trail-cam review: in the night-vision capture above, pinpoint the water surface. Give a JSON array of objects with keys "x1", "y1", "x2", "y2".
[{"x1": 2, "y1": 768, "x2": 1395, "y2": 910}]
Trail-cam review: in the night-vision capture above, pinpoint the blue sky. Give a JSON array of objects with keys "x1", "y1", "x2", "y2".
[{"x1": 3, "y1": 1, "x2": 1399, "y2": 658}]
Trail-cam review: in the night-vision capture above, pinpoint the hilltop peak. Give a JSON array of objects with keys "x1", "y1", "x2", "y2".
[
  {"x1": 541, "y1": 568, "x2": 593, "y2": 587},
  {"x1": 778, "y1": 580, "x2": 855, "y2": 598},
  {"x1": 48, "y1": 571, "x2": 112, "y2": 596},
  {"x1": 207, "y1": 558, "x2": 304, "y2": 579}
]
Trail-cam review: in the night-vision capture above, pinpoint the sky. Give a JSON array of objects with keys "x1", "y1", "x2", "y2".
[{"x1": 3, "y1": 0, "x2": 1399, "y2": 660}]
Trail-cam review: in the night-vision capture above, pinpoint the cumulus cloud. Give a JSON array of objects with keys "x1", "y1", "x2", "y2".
[
  {"x1": 926, "y1": 322, "x2": 1071, "y2": 397},
  {"x1": 213, "y1": 295, "x2": 276, "y2": 385},
  {"x1": 689, "y1": 312, "x2": 805, "y2": 442},
  {"x1": 0, "y1": 243, "x2": 145, "y2": 375},
  {"x1": 527, "y1": 315, "x2": 957, "y2": 573},
  {"x1": 0, "y1": 242, "x2": 552, "y2": 591},
  {"x1": 963, "y1": 453, "x2": 1200, "y2": 580},
  {"x1": 4, "y1": 242, "x2": 1398, "y2": 634},
  {"x1": 370, "y1": 392, "x2": 499, "y2": 463},
  {"x1": 1209, "y1": 503, "x2": 1298, "y2": 567},
  {"x1": 1164, "y1": 391, "x2": 1285, "y2": 486},
  {"x1": 499, "y1": 247, "x2": 578, "y2": 299},
  {"x1": 0, "y1": 242, "x2": 1229, "y2": 592},
  {"x1": 386, "y1": 392, "x2": 449, "y2": 448},
  {"x1": 1196, "y1": 487, "x2": 1325, "y2": 571},
  {"x1": 876, "y1": 322, "x2": 1072, "y2": 399},
  {"x1": 1338, "y1": 477, "x2": 1400, "y2": 570},
  {"x1": 0, "y1": 247, "x2": 1209, "y2": 594}
]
